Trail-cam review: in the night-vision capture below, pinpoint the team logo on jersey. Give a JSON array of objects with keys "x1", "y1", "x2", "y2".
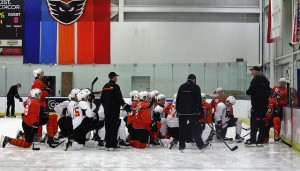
[
  {"x1": 273, "y1": 93, "x2": 281, "y2": 100},
  {"x1": 267, "y1": 107, "x2": 273, "y2": 114},
  {"x1": 47, "y1": 0, "x2": 87, "y2": 25},
  {"x1": 215, "y1": 99, "x2": 219, "y2": 103}
]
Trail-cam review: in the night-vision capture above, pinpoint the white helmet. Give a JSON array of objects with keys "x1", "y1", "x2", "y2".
[
  {"x1": 157, "y1": 94, "x2": 166, "y2": 101},
  {"x1": 77, "y1": 90, "x2": 90, "y2": 102},
  {"x1": 216, "y1": 87, "x2": 224, "y2": 92},
  {"x1": 139, "y1": 91, "x2": 148, "y2": 101},
  {"x1": 69, "y1": 88, "x2": 81, "y2": 100},
  {"x1": 151, "y1": 90, "x2": 160, "y2": 96},
  {"x1": 33, "y1": 69, "x2": 44, "y2": 77},
  {"x1": 130, "y1": 90, "x2": 139, "y2": 97},
  {"x1": 30, "y1": 88, "x2": 41, "y2": 98},
  {"x1": 149, "y1": 92, "x2": 156, "y2": 99},
  {"x1": 226, "y1": 96, "x2": 236, "y2": 105},
  {"x1": 68, "y1": 93, "x2": 73, "y2": 101},
  {"x1": 133, "y1": 94, "x2": 139, "y2": 101},
  {"x1": 279, "y1": 78, "x2": 287, "y2": 83},
  {"x1": 81, "y1": 89, "x2": 91, "y2": 94},
  {"x1": 201, "y1": 93, "x2": 206, "y2": 98}
]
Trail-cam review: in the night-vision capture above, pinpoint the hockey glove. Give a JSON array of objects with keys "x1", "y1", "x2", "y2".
[
  {"x1": 123, "y1": 104, "x2": 132, "y2": 112},
  {"x1": 123, "y1": 116, "x2": 128, "y2": 124},
  {"x1": 227, "y1": 114, "x2": 234, "y2": 120},
  {"x1": 19, "y1": 98, "x2": 23, "y2": 102},
  {"x1": 153, "y1": 112, "x2": 161, "y2": 122},
  {"x1": 150, "y1": 121, "x2": 158, "y2": 132},
  {"x1": 215, "y1": 121, "x2": 222, "y2": 133},
  {"x1": 44, "y1": 87, "x2": 51, "y2": 94},
  {"x1": 88, "y1": 93, "x2": 95, "y2": 103}
]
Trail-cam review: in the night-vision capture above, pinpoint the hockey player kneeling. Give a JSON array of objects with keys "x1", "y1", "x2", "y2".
[
  {"x1": 130, "y1": 91, "x2": 160, "y2": 149},
  {"x1": 64, "y1": 90, "x2": 104, "y2": 151},
  {"x1": 214, "y1": 96, "x2": 244, "y2": 143},
  {"x1": 55, "y1": 88, "x2": 81, "y2": 138},
  {"x1": 1, "y1": 88, "x2": 59, "y2": 148}
]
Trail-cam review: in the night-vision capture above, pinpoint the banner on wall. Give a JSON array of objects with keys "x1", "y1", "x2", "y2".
[
  {"x1": 267, "y1": 0, "x2": 283, "y2": 43},
  {"x1": 0, "y1": 0, "x2": 24, "y2": 55},
  {"x1": 293, "y1": 0, "x2": 300, "y2": 43},
  {"x1": 23, "y1": 0, "x2": 110, "y2": 64}
]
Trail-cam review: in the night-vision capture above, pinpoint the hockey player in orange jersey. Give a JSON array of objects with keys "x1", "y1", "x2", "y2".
[
  {"x1": 271, "y1": 78, "x2": 288, "y2": 110},
  {"x1": 130, "y1": 91, "x2": 160, "y2": 149},
  {"x1": 1, "y1": 89, "x2": 58, "y2": 149},
  {"x1": 264, "y1": 98, "x2": 281, "y2": 143},
  {"x1": 31, "y1": 69, "x2": 51, "y2": 141}
]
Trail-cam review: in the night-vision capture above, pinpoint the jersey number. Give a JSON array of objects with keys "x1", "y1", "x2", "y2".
[{"x1": 73, "y1": 106, "x2": 80, "y2": 118}]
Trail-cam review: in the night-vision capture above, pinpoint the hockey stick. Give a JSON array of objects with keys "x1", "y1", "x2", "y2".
[
  {"x1": 206, "y1": 123, "x2": 238, "y2": 151},
  {"x1": 48, "y1": 140, "x2": 65, "y2": 148},
  {"x1": 242, "y1": 127, "x2": 251, "y2": 131},
  {"x1": 90, "y1": 77, "x2": 99, "y2": 108},
  {"x1": 274, "y1": 129, "x2": 292, "y2": 147},
  {"x1": 32, "y1": 133, "x2": 40, "y2": 151}
]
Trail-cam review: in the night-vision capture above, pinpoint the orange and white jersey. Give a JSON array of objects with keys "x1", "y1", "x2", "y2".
[
  {"x1": 69, "y1": 101, "x2": 95, "y2": 129},
  {"x1": 166, "y1": 101, "x2": 179, "y2": 128},
  {"x1": 54, "y1": 100, "x2": 70, "y2": 120},
  {"x1": 271, "y1": 86, "x2": 288, "y2": 107}
]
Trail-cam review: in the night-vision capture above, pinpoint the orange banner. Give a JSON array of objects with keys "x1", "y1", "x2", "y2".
[
  {"x1": 77, "y1": 0, "x2": 94, "y2": 64},
  {"x1": 58, "y1": 24, "x2": 75, "y2": 64}
]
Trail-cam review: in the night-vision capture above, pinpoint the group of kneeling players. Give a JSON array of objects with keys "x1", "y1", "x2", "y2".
[{"x1": 0, "y1": 70, "x2": 287, "y2": 151}]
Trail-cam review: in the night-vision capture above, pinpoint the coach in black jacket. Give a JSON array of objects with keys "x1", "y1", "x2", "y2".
[
  {"x1": 100, "y1": 72, "x2": 131, "y2": 150},
  {"x1": 176, "y1": 74, "x2": 206, "y2": 151},
  {"x1": 245, "y1": 66, "x2": 271, "y2": 146},
  {"x1": 6, "y1": 83, "x2": 23, "y2": 117}
]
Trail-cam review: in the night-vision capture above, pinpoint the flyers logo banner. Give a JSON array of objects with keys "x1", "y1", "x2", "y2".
[{"x1": 47, "y1": 0, "x2": 86, "y2": 25}]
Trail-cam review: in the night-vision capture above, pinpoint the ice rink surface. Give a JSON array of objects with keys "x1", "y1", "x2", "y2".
[{"x1": 0, "y1": 118, "x2": 300, "y2": 171}]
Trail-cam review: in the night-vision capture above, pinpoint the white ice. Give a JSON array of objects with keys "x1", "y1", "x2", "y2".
[{"x1": 0, "y1": 117, "x2": 300, "y2": 171}]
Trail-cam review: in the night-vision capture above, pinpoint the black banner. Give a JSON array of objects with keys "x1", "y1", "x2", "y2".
[{"x1": 0, "y1": 0, "x2": 24, "y2": 55}]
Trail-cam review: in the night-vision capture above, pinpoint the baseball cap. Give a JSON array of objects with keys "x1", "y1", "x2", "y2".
[
  {"x1": 109, "y1": 72, "x2": 119, "y2": 79},
  {"x1": 188, "y1": 74, "x2": 196, "y2": 79},
  {"x1": 249, "y1": 66, "x2": 260, "y2": 72}
]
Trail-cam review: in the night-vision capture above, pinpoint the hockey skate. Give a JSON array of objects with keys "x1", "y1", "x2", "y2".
[
  {"x1": 256, "y1": 143, "x2": 264, "y2": 147},
  {"x1": 149, "y1": 138, "x2": 160, "y2": 146},
  {"x1": 244, "y1": 139, "x2": 256, "y2": 147},
  {"x1": 15, "y1": 129, "x2": 24, "y2": 139},
  {"x1": 97, "y1": 140, "x2": 106, "y2": 150},
  {"x1": 179, "y1": 148, "x2": 185, "y2": 153},
  {"x1": 235, "y1": 134, "x2": 245, "y2": 143},
  {"x1": 106, "y1": 147, "x2": 120, "y2": 151},
  {"x1": 168, "y1": 138, "x2": 178, "y2": 149},
  {"x1": 0, "y1": 136, "x2": 11, "y2": 148},
  {"x1": 47, "y1": 137, "x2": 60, "y2": 148},
  {"x1": 64, "y1": 138, "x2": 72, "y2": 151},
  {"x1": 274, "y1": 135, "x2": 280, "y2": 143},
  {"x1": 118, "y1": 139, "x2": 131, "y2": 147},
  {"x1": 198, "y1": 142, "x2": 211, "y2": 152}
]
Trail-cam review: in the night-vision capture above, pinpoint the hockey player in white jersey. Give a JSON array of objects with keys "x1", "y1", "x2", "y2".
[
  {"x1": 166, "y1": 93, "x2": 179, "y2": 149},
  {"x1": 64, "y1": 90, "x2": 104, "y2": 151},
  {"x1": 55, "y1": 88, "x2": 80, "y2": 138},
  {"x1": 214, "y1": 96, "x2": 244, "y2": 142},
  {"x1": 153, "y1": 94, "x2": 168, "y2": 137}
]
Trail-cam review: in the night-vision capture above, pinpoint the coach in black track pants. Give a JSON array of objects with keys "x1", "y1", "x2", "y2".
[
  {"x1": 246, "y1": 66, "x2": 271, "y2": 147},
  {"x1": 6, "y1": 83, "x2": 23, "y2": 117},
  {"x1": 100, "y1": 72, "x2": 132, "y2": 150},
  {"x1": 176, "y1": 74, "x2": 207, "y2": 151}
]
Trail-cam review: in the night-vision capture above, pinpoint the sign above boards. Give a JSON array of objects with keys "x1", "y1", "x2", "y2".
[
  {"x1": 47, "y1": 0, "x2": 87, "y2": 25},
  {"x1": 0, "y1": 0, "x2": 23, "y2": 55}
]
